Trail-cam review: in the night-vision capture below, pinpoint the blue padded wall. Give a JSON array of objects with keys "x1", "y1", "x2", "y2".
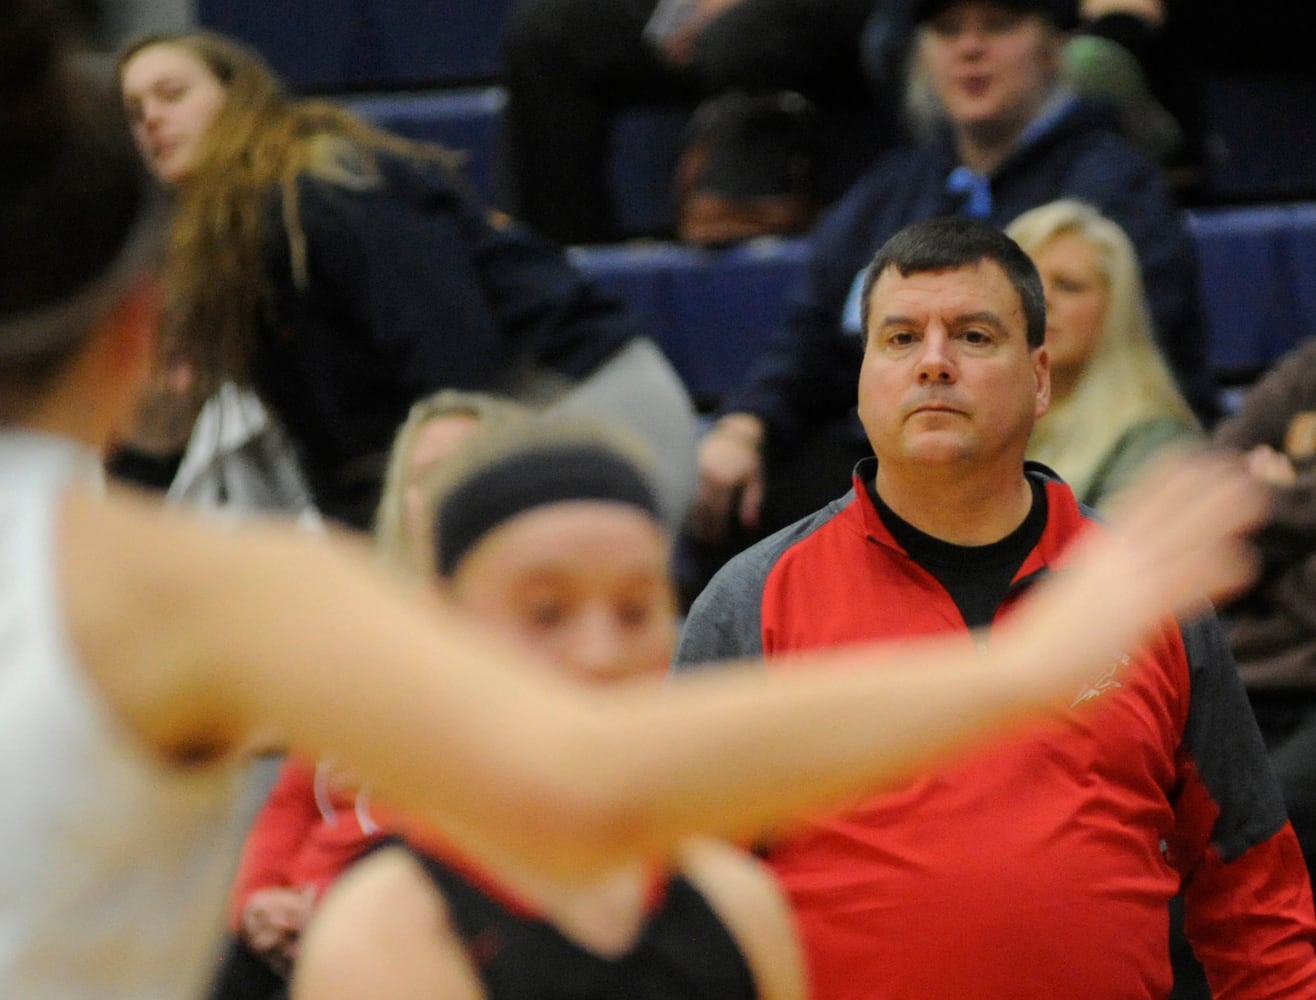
[{"x1": 344, "y1": 88, "x2": 505, "y2": 204}]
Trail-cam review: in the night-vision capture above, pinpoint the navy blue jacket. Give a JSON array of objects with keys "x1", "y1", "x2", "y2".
[
  {"x1": 724, "y1": 98, "x2": 1214, "y2": 452},
  {"x1": 251, "y1": 150, "x2": 640, "y2": 527}
]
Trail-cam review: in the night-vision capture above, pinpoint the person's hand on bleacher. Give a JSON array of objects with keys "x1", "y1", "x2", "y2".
[
  {"x1": 653, "y1": 0, "x2": 749, "y2": 66},
  {"x1": 690, "y1": 413, "x2": 765, "y2": 543}
]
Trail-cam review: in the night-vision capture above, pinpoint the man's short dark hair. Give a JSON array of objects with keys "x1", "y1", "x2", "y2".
[{"x1": 859, "y1": 216, "x2": 1046, "y2": 348}]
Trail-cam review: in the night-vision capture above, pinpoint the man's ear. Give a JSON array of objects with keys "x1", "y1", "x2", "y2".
[{"x1": 1032, "y1": 346, "x2": 1051, "y2": 420}]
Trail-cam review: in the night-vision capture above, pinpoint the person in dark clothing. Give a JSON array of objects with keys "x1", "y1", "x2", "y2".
[
  {"x1": 687, "y1": 0, "x2": 1213, "y2": 588},
  {"x1": 498, "y1": 0, "x2": 885, "y2": 244},
  {"x1": 1214, "y1": 339, "x2": 1316, "y2": 875},
  {"x1": 116, "y1": 30, "x2": 699, "y2": 533}
]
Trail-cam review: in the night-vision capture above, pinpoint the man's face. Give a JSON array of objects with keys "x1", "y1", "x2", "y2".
[
  {"x1": 858, "y1": 260, "x2": 1049, "y2": 473},
  {"x1": 918, "y1": 2, "x2": 1060, "y2": 141}
]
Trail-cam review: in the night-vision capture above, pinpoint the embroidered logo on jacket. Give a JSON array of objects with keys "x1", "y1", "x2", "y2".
[{"x1": 1070, "y1": 653, "x2": 1130, "y2": 707}]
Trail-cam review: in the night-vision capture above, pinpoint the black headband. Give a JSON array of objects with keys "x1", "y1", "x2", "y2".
[{"x1": 434, "y1": 443, "x2": 661, "y2": 576}]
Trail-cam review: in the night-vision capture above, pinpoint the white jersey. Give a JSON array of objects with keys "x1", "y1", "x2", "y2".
[{"x1": 0, "y1": 431, "x2": 248, "y2": 1000}]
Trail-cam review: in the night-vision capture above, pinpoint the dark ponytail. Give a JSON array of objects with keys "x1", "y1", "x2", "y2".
[{"x1": 0, "y1": 0, "x2": 161, "y2": 406}]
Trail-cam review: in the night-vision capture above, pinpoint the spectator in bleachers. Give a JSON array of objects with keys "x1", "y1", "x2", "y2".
[
  {"x1": 686, "y1": 0, "x2": 1213, "y2": 595},
  {"x1": 116, "y1": 30, "x2": 699, "y2": 535},
  {"x1": 372, "y1": 389, "x2": 529, "y2": 579},
  {"x1": 498, "y1": 0, "x2": 887, "y2": 245},
  {"x1": 1006, "y1": 199, "x2": 1200, "y2": 509},
  {"x1": 1214, "y1": 338, "x2": 1316, "y2": 888},
  {"x1": 205, "y1": 388, "x2": 523, "y2": 1000},
  {"x1": 676, "y1": 215, "x2": 1316, "y2": 1000},
  {"x1": 867, "y1": 0, "x2": 1195, "y2": 173}
]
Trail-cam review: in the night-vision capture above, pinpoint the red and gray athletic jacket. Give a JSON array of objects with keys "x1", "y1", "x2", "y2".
[{"x1": 675, "y1": 462, "x2": 1316, "y2": 1000}]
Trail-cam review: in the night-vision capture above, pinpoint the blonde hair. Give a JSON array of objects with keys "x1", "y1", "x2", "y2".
[
  {"x1": 373, "y1": 389, "x2": 529, "y2": 580},
  {"x1": 115, "y1": 31, "x2": 464, "y2": 399},
  {"x1": 1006, "y1": 199, "x2": 1199, "y2": 502}
]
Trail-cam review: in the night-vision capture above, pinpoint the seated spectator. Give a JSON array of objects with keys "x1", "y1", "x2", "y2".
[
  {"x1": 207, "y1": 759, "x2": 390, "y2": 1000},
  {"x1": 866, "y1": 0, "x2": 1195, "y2": 174},
  {"x1": 677, "y1": 215, "x2": 1316, "y2": 1000},
  {"x1": 1006, "y1": 199, "x2": 1200, "y2": 508},
  {"x1": 1214, "y1": 338, "x2": 1316, "y2": 882},
  {"x1": 116, "y1": 30, "x2": 699, "y2": 534},
  {"x1": 498, "y1": 0, "x2": 886, "y2": 245},
  {"x1": 206, "y1": 389, "x2": 524, "y2": 1000},
  {"x1": 291, "y1": 419, "x2": 806, "y2": 1000},
  {"x1": 686, "y1": 0, "x2": 1213, "y2": 600},
  {"x1": 373, "y1": 390, "x2": 529, "y2": 580}
]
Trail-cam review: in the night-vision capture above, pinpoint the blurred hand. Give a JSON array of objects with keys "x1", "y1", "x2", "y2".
[
  {"x1": 689, "y1": 414, "x2": 766, "y2": 543},
  {"x1": 1009, "y1": 450, "x2": 1267, "y2": 700},
  {"x1": 658, "y1": 0, "x2": 748, "y2": 65},
  {"x1": 1283, "y1": 411, "x2": 1316, "y2": 460},
  {"x1": 1245, "y1": 444, "x2": 1297, "y2": 487},
  {"x1": 240, "y1": 885, "x2": 316, "y2": 975}
]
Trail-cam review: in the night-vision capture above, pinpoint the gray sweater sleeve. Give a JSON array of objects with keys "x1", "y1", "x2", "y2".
[{"x1": 675, "y1": 499, "x2": 848, "y2": 674}]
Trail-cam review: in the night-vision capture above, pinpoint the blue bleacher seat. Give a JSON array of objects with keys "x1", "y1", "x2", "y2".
[
  {"x1": 198, "y1": 0, "x2": 514, "y2": 90},
  {"x1": 1188, "y1": 204, "x2": 1316, "y2": 380},
  {"x1": 344, "y1": 91, "x2": 688, "y2": 238},
  {"x1": 572, "y1": 238, "x2": 810, "y2": 407}
]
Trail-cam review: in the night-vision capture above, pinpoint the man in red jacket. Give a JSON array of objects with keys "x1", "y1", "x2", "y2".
[{"x1": 676, "y1": 215, "x2": 1316, "y2": 999}]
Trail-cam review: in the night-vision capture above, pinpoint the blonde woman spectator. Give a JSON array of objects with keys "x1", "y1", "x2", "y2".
[
  {"x1": 1007, "y1": 198, "x2": 1200, "y2": 508},
  {"x1": 373, "y1": 390, "x2": 529, "y2": 580}
]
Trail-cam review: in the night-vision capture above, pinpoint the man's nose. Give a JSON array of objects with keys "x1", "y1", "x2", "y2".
[{"x1": 916, "y1": 334, "x2": 956, "y2": 383}]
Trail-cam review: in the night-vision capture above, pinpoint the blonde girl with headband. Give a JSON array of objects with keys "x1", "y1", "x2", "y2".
[{"x1": 296, "y1": 420, "x2": 806, "y2": 1000}]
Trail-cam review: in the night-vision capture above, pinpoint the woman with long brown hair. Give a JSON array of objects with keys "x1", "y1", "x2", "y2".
[{"x1": 116, "y1": 30, "x2": 699, "y2": 532}]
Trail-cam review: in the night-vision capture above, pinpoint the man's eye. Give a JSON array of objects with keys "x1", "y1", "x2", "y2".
[{"x1": 527, "y1": 602, "x2": 568, "y2": 628}]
